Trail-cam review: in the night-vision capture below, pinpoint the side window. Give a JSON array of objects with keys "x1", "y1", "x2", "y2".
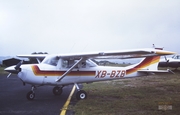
[
  {"x1": 61, "y1": 59, "x2": 97, "y2": 68},
  {"x1": 62, "y1": 60, "x2": 68, "y2": 68},
  {"x1": 78, "y1": 61, "x2": 86, "y2": 68},
  {"x1": 68, "y1": 60, "x2": 76, "y2": 68},
  {"x1": 81, "y1": 62, "x2": 86, "y2": 68},
  {"x1": 62, "y1": 59, "x2": 77, "y2": 68}
]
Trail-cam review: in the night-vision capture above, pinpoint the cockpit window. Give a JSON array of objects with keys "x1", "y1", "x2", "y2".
[
  {"x1": 42, "y1": 56, "x2": 59, "y2": 66},
  {"x1": 62, "y1": 59, "x2": 97, "y2": 68}
]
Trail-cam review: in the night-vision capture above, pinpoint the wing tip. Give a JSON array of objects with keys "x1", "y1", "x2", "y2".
[{"x1": 155, "y1": 51, "x2": 176, "y2": 55}]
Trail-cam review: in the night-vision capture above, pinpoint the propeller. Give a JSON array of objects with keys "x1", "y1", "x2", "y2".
[
  {"x1": 14, "y1": 60, "x2": 23, "y2": 72},
  {"x1": 5, "y1": 60, "x2": 24, "y2": 78}
]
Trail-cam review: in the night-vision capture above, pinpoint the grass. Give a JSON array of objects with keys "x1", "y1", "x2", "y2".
[
  {"x1": 73, "y1": 72, "x2": 180, "y2": 115},
  {"x1": 0, "y1": 67, "x2": 7, "y2": 74}
]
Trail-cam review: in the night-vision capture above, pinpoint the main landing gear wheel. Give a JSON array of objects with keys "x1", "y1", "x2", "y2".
[
  {"x1": 53, "y1": 86, "x2": 63, "y2": 95},
  {"x1": 76, "y1": 90, "x2": 87, "y2": 100},
  {"x1": 26, "y1": 91, "x2": 35, "y2": 100}
]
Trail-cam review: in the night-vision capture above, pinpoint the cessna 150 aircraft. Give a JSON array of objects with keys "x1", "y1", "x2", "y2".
[{"x1": 4, "y1": 48, "x2": 175, "y2": 100}]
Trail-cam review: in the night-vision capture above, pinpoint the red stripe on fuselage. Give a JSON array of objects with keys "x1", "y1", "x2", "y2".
[{"x1": 31, "y1": 65, "x2": 96, "y2": 76}]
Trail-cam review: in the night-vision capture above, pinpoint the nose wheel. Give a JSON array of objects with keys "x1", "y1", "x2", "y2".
[
  {"x1": 26, "y1": 86, "x2": 36, "y2": 100},
  {"x1": 26, "y1": 91, "x2": 35, "y2": 100},
  {"x1": 53, "y1": 86, "x2": 63, "y2": 95}
]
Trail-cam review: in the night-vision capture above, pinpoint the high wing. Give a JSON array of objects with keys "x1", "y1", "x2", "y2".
[
  {"x1": 57, "y1": 48, "x2": 175, "y2": 60},
  {"x1": 17, "y1": 54, "x2": 47, "y2": 64},
  {"x1": 17, "y1": 48, "x2": 175, "y2": 60},
  {"x1": 17, "y1": 48, "x2": 175, "y2": 82}
]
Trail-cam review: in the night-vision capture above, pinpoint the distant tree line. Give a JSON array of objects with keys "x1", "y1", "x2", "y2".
[{"x1": 31, "y1": 52, "x2": 48, "y2": 54}]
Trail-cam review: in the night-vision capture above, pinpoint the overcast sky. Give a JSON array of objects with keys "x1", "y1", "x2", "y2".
[{"x1": 0, "y1": 0, "x2": 180, "y2": 56}]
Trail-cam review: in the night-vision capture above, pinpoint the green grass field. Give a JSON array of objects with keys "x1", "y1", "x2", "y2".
[{"x1": 73, "y1": 72, "x2": 180, "y2": 115}]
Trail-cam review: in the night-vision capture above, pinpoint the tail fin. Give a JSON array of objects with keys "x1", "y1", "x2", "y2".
[
  {"x1": 138, "y1": 56, "x2": 160, "y2": 71},
  {"x1": 126, "y1": 56, "x2": 161, "y2": 74},
  {"x1": 137, "y1": 44, "x2": 162, "y2": 71},
  {"x1": 136, "y1": 45, "x2": 170, "y2": 73},
  {"x1": 139, "y1": 44, "x2": 162, "y2": 70},
  {"x1": 126, "y1": 46, "x2": 174, "y2": 74}
]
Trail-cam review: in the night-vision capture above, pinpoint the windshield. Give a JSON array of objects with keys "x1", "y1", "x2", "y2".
[{"x1": 42, "y1": 56, "x2": 59, "y2": 66}]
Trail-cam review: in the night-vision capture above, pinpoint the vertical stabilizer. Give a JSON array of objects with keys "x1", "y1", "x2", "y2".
[
  {"x1": 126, "y1": 56, "x2": 161, "y2": 75},
  {"x1": 139, "y1": 56, "x2": 160, "y2": 70}
]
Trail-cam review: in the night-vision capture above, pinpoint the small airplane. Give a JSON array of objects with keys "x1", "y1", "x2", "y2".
[
  {"x1": 158, "y1": 54, "x2": 180, "y2": 69},
  {"x1": 4, "y1": 47, "x2": 175, "y2": 100}
]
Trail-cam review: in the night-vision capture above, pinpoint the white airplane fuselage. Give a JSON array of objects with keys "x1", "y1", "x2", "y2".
[
  {"x1": 5, "y1": 48, "x2": 175, "y2": 100},
  {"x1": 15, "y1": 64, "x2": 145, "y2": 86}
]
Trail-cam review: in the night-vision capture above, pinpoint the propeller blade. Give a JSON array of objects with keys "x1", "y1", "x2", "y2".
[
  {"x1": 14, "y1": 60, "x2": 23, "y2": 71},
  {"x1": 7, "y1": 73, "x2": 12, "y2": 78}
]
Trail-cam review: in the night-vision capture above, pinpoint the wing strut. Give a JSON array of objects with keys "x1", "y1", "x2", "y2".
[
  {"x1": 36, "y1": 58, "x2": 41, "y2": 64},
  {"x1": 55, "y1": 57, "x2": 84, "y2": 82}
]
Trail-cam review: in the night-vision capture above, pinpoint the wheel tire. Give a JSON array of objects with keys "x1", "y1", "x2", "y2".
[
  {"x1": 76, "y1": 90, "x2": 87, "y2": 100},
  {"x1": 26, "y1": 91, "x2": 35, "y2": 100},
  {"x1": 53, "y1": 86, "x2": 63, "y2": 95}
]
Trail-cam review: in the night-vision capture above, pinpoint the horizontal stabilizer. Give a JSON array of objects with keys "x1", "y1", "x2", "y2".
[{"x1": 138, "y1": 69, "x2": 172, "y2": 73}]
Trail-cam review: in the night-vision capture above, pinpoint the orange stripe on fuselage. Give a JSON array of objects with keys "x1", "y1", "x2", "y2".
[
  {"x1": 126, "y1": 56, "x2": 160, "y2": 75},
  {"x1": 31, "y1": 65, "x2": 96, "y2": 76}
]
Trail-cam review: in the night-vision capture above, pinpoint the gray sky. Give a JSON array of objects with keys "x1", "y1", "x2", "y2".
[{"x1": 0, "y1": 0, "x2": 180, "y2": 56}]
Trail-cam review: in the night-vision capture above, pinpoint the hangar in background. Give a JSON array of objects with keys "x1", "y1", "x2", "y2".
[
  {"x1": 2, "y1": 52, "x2": 47, "y2": 67},
  {"x1": 3, "y1": 58, "x2": 22, "y2": 67}
]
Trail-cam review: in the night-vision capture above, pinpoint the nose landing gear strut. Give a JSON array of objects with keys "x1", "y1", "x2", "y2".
[{"x1": 26, "y1": 86, "x2": 36, "y2": 100}]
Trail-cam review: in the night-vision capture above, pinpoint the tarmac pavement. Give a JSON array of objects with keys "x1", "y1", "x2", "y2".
[{"x1": 0, "y1": 74, "x2": 76, "y2": 115}]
